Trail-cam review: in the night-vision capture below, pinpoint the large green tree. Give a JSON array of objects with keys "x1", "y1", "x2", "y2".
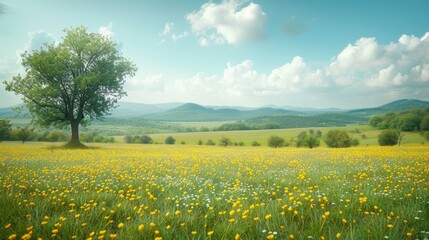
[{"x1": 5, "y1": 26, "x2": 136, "y2": 147}]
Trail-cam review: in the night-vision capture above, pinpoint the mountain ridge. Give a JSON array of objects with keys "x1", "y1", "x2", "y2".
[{"x1": 1, "y1": 99, "x2": 428, "y2": 121}]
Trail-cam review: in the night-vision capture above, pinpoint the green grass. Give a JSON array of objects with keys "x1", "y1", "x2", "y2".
[
  {"x1": 0, "y1": 144, "x2": 428, "y2": 239},
  {"x1": 147, "y1": 125, "x2": 427, "y2": 147}
]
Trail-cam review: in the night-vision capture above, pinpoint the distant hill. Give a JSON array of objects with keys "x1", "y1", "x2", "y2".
[
  {"x1": 246, "y1": 113, "x2": 368, "y2": 129},
  {"x1": 109, "y1": 102, "x2": 183, "y2": 117},
  {"x1": 349, "y1": 99, "x2": 429, "y2": 116},
  {"x1": 144, "y1": 103, "x2": 303, "y2": 121}
]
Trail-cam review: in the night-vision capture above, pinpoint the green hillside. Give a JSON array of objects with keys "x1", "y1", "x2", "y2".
[
  {"x1": 144, "y1": 103, "x2": 302, "y2": 121},
  {"x1": 349, "y1": 99, "x2": 429, "y2": 116}
]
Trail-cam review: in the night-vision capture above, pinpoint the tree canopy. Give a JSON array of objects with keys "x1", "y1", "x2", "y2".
[{"x1": 5, "y1": 26, "x2": 136, "y2": 147}]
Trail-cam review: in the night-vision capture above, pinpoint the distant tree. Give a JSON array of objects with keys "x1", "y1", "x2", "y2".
[
  {"x1": 302, "y1": 135, "x2": 320, "y2": 149},
  {"x1": 397, "y1": 114, "x2": 422, "y2": 131},
  {"x1": 324, "y1": 130, "x2": 353, "y2": 148},
  {"x1": 197, "y1": 139, "x2": 203, "y2": 145},
  {"x1": 316, "y1": 130, "x2": 322, "y2": 138},
  {"x1": 199, "y1": 127, "x2": 210, "y2": 132},
  {"x1": 421, "y1": 116, "x2": 429, "y2": 131},
  {"x1": 140, "y1": 135, "x2": 153, "y2": 144},
  {"x1": 206, "y1": 139, "x2": 215, "y2": 145},
  {"x1": 350, "y1": 138, "x2": 360, "y2": 147},
  {"x1": 12, "y1": 126, "x2": 34, "y2": 143},
  {"x1": 378, "y1": 129, "x2": 400, "y2": 146},
  {"x1": 219, "y1": 136, "x2": 232, "y2": 147},
  {"x1": 180, "y1": 140, "x2": 186, "y2": 145},
  {"x1": 46, "y1": 130, "x2": 67, "y2": 142},
  {"x1": 165, "y1": 136, "x2": 175, "y2": 145},
  {"x1": 369, "y1": 116, "x2": 384, "y2": 128},
  {"x1": 0, "y1": 119, "x2": 12, "y2": 143},
  {"x1": 238, "y1": 141, "x2": 245, "y2": 146},
  {"x1": 4, "y1": 26, "x2": 137, "y2": 147},
  {"x1": 251, "y1": 141, "x2": 261, "y2": 146},
  {"x1": 268, "y1": 135, "x2": 284, "y2": 148},
  {"x1": 309, "y1": 129, "x2": 315, "y2": 135}
]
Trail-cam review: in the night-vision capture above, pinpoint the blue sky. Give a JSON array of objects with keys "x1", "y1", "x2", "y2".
[{"x1": 1, "y1": 0, "x2": 428, "y2": 109}]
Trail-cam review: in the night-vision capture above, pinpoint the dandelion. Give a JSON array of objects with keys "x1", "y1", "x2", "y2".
[
  {"x1": 118, "y1": 223, "x2": 124, "y2": 229},
  {"x1": 192, "y1": 231, "x2": 197, "y2": 235},
  {"x1": 208, "y1": 231, "x2": 214, "y2": 236},
  {"x1": 387, "y1": 224, "x2": 393, "y2": 229},
  {"x1": 235, "y1": 234, "x2": 240, "y2": 240},
  {"x1": 138, "y1": 224, "x2": 144, "y2": 231},
  {"x1": 336, "y1": 233, "x2": 341, "y2": 238},
  {"x1": 150, "y1": 223, "x2": 156, "y2": 228},
  {"x1": 109, "y1": 234, "x2": 117, "y2": 238},
  {"x1": 5, "y1": 224, "x2": 11, "y2": 229},
  {"x1": 8, "y1": 234, "x2": 17, "y2": 240}
]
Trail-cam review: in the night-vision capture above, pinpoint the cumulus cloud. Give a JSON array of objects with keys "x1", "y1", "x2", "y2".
[
  {"x1": 159, "y1": 22, "x2": 189, "y2": 44},
  {"x1": 98, "y1": 22, "x2": 115, "y2": 39},
  {"x1": 20, "y1": 30, "x2": 55, "y2": 54},
  {"x1": 126, "y1": 32, "x2": 429, "y2": 107},
  {"x1": 186, "y1": 0, "x2": 267, "y2": 46},
  {"x1": 328, "y1": 32, "x2": 429, "y2": 89}
]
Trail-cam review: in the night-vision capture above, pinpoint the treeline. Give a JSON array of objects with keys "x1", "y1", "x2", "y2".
[
  {"x1": 369, "y1": 108, "x2": 429, "y2": 131},
  {"x1": 0, "y1": 119, "x2": 115, "y2": 143}
]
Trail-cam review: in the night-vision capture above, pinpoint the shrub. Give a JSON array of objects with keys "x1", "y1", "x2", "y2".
[
  {"x1": 324, "y1": 130, "x2": 352, "y2": 148},
  {"x1": 251, "y1": 141, "x2": 261, "y2": 146},
  {"x1": 165, "y1": 136, "x2": 175, "y2": 145},
  {"x1": 302, "y1": 135, "x2": 320, "y2": 149},
  {"x1": 206, "y1": 139, "x2": 215, "y2": 145},
  {"x1": 268, "y1": 136, "x2": 284, "y2": 148},
  {"x1": 378, "y1": 129, "x2": 399, "y2": 146}
]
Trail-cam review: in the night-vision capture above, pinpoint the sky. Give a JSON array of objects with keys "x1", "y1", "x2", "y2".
[{"x1": 0, "y1": 0, "x2": 428, "y2": 109}]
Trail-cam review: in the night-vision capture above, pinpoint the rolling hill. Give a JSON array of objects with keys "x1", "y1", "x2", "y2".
[
  {"x1": 143, "y1": 103, "x2": 303, "y2": 121},
  {"x1": 348, "y1": 99, "x2": 429, "y2": 116}
]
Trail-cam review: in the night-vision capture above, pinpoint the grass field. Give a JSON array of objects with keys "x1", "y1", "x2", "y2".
[
  {"x1": 147, "y1": 125, "x2": 427, "y2": 147},
  {"x1": 1, "y1": 143, "x2": 428, "y2": 239}
]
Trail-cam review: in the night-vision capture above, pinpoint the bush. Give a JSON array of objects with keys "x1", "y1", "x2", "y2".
[
  {"x1": 139, "y1": 135, "x2": 153, "y2": 144},
  {"x1": 219, "y1": 136, "x2": 231, "y2": 147},
  {"x1": 206, "y1": 139, "x2": 215, "y2": 145},
  {"x1": 165, "y1": 136, "x2": 176, "y2": 145},
  {"x1": 268, "y1": 136, "x2": 284, "y2": 148},
  {"x1": 302, "y1": 135, "x2": 320, "y2": 149},
  {"x1": 378, "y1": 129, "x2": 399, "y2": 146},
  {"x1": 324, "y1": 130, "x2": 353, "y2": 148},
  {"x1": 251, "y1": 141, "x2": 261, "y2": 146},
  {"x1": 197, "y1": 139, "x2": 203, "y2": 145}
]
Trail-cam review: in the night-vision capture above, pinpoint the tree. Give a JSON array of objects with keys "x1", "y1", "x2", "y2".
[
  {"x1": 0, "y1": 119, "x2": 12, "y2": 143},
  {"x1": 268, "y1": 135, "x2": 284, "y2": 148},
  {"x1": 165, "y1": 136, "x2": 175, "y2": 145},
  {"x1": 324, "y1": 130, "x2": 352, "y2": 148},
  {"x1": 5, "y1": 26, "x2": 136, "y2": 147},
  {"x1": 206, "y1": 139, "x2": 215, "y2": 145},
  {"x1": 296, "y1": 131, "x2": 307, "y2": 147},
  {"x1": 140, "y1": 135, "x2": 153, "y2": 144},
  {"x1": 302, "y1": 135, "x2": 320, "y2": 149},
  {"x1": 219, "y1": 136, "x2": 231, "y2": 147},
  {"x1": 369, "y1": 116, "x2": 383, "y2": 128},
  {"x1": 251, "y1": 141, "x2": 261, "y2": 146},
  {"x1": 421, "y1": 116, "x2": 429, "y2": 131},
  {"x1": 378, "y1": 129, "x2": 400, "y2": 146},
  {"x1": 12, "y1": 126, "x2": 34, "y2": 143}
]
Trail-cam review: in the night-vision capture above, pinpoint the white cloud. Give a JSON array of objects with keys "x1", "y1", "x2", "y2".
[
  {"x1": 186, "y1": 0, "x2": 267, "y2": 45},
  {"x1": 98, "y1": 23, "x2": 115, "y2": 39},
  {"x1": 159, "y1": 22, "x2": 189, "y2": 43}
]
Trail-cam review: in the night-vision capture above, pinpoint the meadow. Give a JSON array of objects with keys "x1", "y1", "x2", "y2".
[{"x1": 0, "y1": 143, "x2": 428, "y2": 239}]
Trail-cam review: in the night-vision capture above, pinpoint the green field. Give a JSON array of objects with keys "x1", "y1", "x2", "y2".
[
  {"x1": 147, "y1": 125, "x2": 427, "y2": 147},
  {"x1": 0, "y1": 143, "x2": 428, "y2": 239}
]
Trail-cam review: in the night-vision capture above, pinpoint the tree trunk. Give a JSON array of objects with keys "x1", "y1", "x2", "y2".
[{"x1": 71, "y1": 121, "x2": 79, "y2": 142}]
